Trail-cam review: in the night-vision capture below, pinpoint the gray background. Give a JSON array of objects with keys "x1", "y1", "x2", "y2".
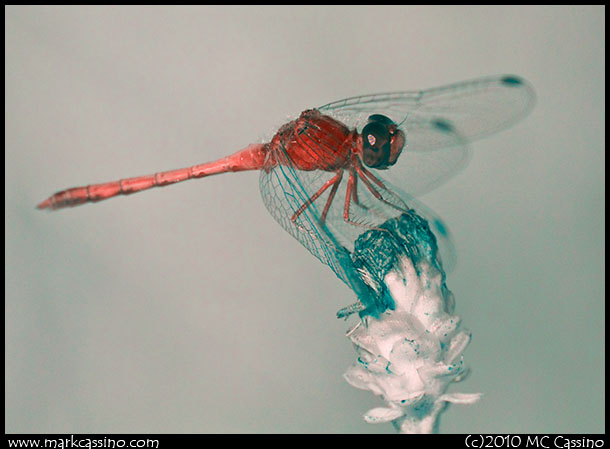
[{"x1": 6, "y1": 6, "x2": 604, "y2": 433}]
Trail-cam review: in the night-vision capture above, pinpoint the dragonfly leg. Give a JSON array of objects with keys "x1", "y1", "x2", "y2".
[
  {"x1": 320, "y1": 170, "x2": 344, "y2": 224},
  {"x1": 359, "y1": 163, "x2": 412, "y2": 212},
  {"x1": 291, "y1": 170, "x2": 343, "y2": 224},
  {"x1": 338, "y1": 303, "x2": 366, "y2": 321},
  {"x1": 342, "y1": 169, "x2": 400, "y2": 240},
  {"x1": 357, "y1": 164, "x2": 386, "y2": 189},
  {"x1": 343, "y1": 170, "x2": 377, "y2": 229},
  {"x1": 358, "y1": 164, "x2": 388, "y2": 190},
  {"x1": 351, "y1": 173, "x2": 369, "y2": 210},
  {"x1": 354, "y1": 163, "x2": 409, "y2": 213}
]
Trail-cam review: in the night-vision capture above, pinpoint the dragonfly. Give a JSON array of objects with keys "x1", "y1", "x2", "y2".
[{"x1": 38, "y1": 74, "x2": 535, "y2": 315}]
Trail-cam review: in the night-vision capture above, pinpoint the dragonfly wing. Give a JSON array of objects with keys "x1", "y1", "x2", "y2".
[
  {"x1": 319, "y1": 90, "x2": 421, "y2": 134},
  {"x1": 259, "y1": 151, "x2": 357, "y2": 289},
  {"x1": 403, "y1": 74, "x2": 536, "y2": 145},
  {"x1": 319, "y1": 74, "x2": 535, "y2": 196},
  {"x1": 259, "y1": 144, "x2": 458, "y2": 290},
  {"x1": 319, "y1": 74, "x2": 535, "y2": 144},
  {"x1": 379, "y1": 177, "x2": 458, "y2": 274},
  {"x1": 381, "y1": 117, "x2": 472, "y2": 197}
]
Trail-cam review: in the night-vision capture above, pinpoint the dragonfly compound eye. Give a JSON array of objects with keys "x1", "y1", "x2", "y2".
[{"x1": 362, "y1": 117, "x2": 397, "y2": 169}]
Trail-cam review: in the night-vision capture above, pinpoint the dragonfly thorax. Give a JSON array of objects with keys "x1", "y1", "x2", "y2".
[{"x1": 268, "y1": 109, "x2": 355, "y2": 172}]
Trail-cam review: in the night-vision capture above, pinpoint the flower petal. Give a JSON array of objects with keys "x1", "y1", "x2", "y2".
[
  {"x1": 439, "y1": 392, "x2": 482, "y2": 404},
  {"x1": 364, "y1": 406, "x2": 405, "y2": 423}
]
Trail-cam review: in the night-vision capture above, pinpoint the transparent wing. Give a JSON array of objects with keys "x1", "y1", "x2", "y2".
[
  {"x1": 258, "y1": 150, "x2": 358, "y2": 290},
  {"x1": 319, "y1": 74, "x2": 535, "y2": 196},
  {"x1": 259, "y1": 144, "x2": 457, "y2": 294},
  {"x1": 319, "y1": 74, "x2": 536, "y2": 143}
]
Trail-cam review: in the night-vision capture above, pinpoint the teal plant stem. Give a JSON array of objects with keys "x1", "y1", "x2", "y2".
[{"x1": 342, "y1": 211, "x2": 480, "y2": 434}]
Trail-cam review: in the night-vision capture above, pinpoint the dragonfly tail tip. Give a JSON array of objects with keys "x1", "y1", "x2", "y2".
[{"x1": 36, "y1": 199, "x2": 51, "y2": 210}]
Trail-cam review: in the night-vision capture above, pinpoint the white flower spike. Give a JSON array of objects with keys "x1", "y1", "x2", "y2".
[{"x1": 342, "y1": 211, "x2": 480, "y2": 434}]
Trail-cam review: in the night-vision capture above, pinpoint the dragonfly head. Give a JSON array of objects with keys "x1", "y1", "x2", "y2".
[{"x1": 361, "y1": 114, "x2": 405, "y2": 170}]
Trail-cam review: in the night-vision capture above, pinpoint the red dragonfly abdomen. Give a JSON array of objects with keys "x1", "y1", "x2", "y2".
[
  {"x1": 37, "y1": 144, "x2": 268, "y2": 210},
  {"x1": 269, "y1": 109, "x2": 355, "y2": 172},
  {"x1": 37, "y1": 110, "x2": 355, "y2": 211}
]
